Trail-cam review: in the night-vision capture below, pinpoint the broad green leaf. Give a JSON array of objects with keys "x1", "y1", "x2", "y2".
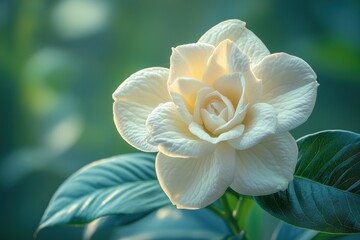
[
  {"x1": 255, "y1": 130, "x2": 360, "y2": 233},
  {"x1": 311, "y1": 233, "x2": 360, "y2": 240},
  {"x1": 37, "y1": 153, "x2": 170, "y2": 233},
  {"x1": 83, "y1": 213, "x2": 148, "y2": 240},
  {"x1": 272, "y1": 222, "x2": 318, "y2": 240},
  {"x1": 273, "y1": 222, "x2": 360, "y2": 240},
  {"x1": 111, "y1": 205, "x2": 229, "y2": 239}
]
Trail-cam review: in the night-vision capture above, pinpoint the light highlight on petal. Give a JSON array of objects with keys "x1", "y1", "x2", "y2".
[
  {"x1": 169, "y1": 43, "x2": 215, "y2": 85},
  {"x1": 253, "y1": 53, "x2": 318, "y2": 132},
  {"x1": 198, "y1": 19, "x2": 270, "y2": 65},
  {"x1": 169, "y1": 77, "x2": 207, "y2": 122}
]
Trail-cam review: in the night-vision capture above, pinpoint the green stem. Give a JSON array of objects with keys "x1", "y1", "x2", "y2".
[
  {"x1": 220, "y1": 194, "x2": 241, "y2": 235},
  {"x1": 208, "y1": 204, "x2": 227, "y2": 218},
  {"x1": 233, "y1": 195, "x2": 243, "y2": 220}
]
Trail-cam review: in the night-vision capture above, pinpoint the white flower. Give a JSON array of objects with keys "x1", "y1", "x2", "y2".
[{"x1": 113, "y1": 19, "x2": 318, "y2": 209}]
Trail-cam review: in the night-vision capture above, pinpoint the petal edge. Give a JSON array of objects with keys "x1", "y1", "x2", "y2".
[
  {"x1": 231, "y1": 132, "x2": 298, "y2": 196},
  {"x1": 156, "y1": 143, "x2": 236, "y2": 209},
  {"x1": 113, "y1": 67, "x2": 171, "y2": 152}
]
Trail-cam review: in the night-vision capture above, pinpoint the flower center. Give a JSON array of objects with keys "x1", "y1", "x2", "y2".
[
  {"x1": 207, "y1": 100, "x2": 226, "y2": 116},
  {"x1": 194, "y1": 88, "x2": 235, "y2": 135}
]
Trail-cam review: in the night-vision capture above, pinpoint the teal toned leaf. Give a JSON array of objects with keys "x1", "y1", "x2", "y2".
[
  {"x1": 272, "y1": 222, "x2": 318, "y2": 240},
  {"x1": 255, "y1": 130, "x2": 360, "y2": 233},
  {"x1": 273, "y1": 222, "x2": 360, "y2": 240},
  {"x1": 112, "y1": 205, "x2": 229, "y2": 239},
  {"x1": 83, "y1": 213, "x2": 148, "y2": 240},
  {"x1": 37, "y1": 153, "x2": 170, "y2": 233},
  {"x1": 311, "y1": 233, "x2": 360, "y2": 240}
]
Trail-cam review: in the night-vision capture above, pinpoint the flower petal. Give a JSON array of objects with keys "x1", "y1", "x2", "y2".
[
  {"x1": 198, "y1": 19, "x2": 270, "y2": 65},
  {"x1": 146, "y1": 102, "x2": 214, "y2": 158},
  {"x1": 189, "y1": 122, "x2": 245, "y2": 144},
  {"x1": 156, "y1": 143, "x2": 236, "y2": 209},
  {"x1": 212, "y1": 107, "x2": 247, "y2": 136},
  {"x1": 201, "y1": 108, "x2": 227, "y2": 133},
  {"x1": 213, "y1": 72, "x2": 244, "y2": 105},
  {"x1": 169, "y1": 43, "x2": 215, "y2": 85},
  {"x1": 212, "y1": 73, "x2": 248, "y2": 135},
  {"x1": 193, "y1": 87, "x2": 215, "y2": 124},
  {"x1": 169, "y1": 77, "x2": 208, "y2": 123},
  {"x1": 193, "y1": 88, "x2": 235, "y2": 133},
  {"x1": 253, "y1": 53, "x2": 318, "y2": 132},
  {"x1": 228, "y1": 103, "x2": 277, "y2": 150},
  {"x1": 230, "y1": 132, "x2": 298, "y2": 196},
  {"x1": 203, "y1": 39, "x2": 250, "y2": 86},
  {"x1": 113, "y1": 67, "x2": 170, "y2": 152},
  {"x1": 204, "y1": 40, "x2": 262, "y2": 105},
  {"x1": 170, "y1": 93, "x2": 193, "y2": 124}
]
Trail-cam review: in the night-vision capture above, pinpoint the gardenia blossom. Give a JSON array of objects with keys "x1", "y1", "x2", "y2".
[{"x1": 113, "y1": 19, "x2": 318, "y2": 209}]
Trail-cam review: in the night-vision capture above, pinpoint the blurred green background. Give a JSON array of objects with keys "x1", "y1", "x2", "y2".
[{"x1": 1, "y1": 0, "x2": 359, "y2": 239}]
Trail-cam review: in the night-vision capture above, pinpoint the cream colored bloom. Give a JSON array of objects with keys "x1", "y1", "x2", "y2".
[{"x1": 113, "y1": 19, "x2": 318, "y2": 209}]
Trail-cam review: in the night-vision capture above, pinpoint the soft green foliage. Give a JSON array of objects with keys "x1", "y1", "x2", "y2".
[
  {"x1": 38, "y1": 153, "x2": 170, "y2": 233},
  {"x1": 255, "y1": 130, "x2": 360, "y2": 233},
  {"x1": 110, "y1": 206, "x2": 229, "y2": 239},
  {"x1": 83, "y1": 214, "x2": 148, "y2": 240},
  {"x1": 237, "y1": 196, "x2": 266, "y2": 240},
  {"x1": 273, "y1": 222, "x2": 360, "y2": 240}
]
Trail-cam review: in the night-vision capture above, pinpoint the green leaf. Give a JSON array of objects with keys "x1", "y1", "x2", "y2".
[
  {"x1": 273, "y1": 222, "x2": 360, "y2": 240},
  {"x1": 255, "y1": 130, "x2": 360, "y2": 233},
  {"x1": 311, "y1": 232, "x2": 360, "y2": 240},
  {"x1": 37, "y1": 153, "x2": 170, "y2": 233},
  {"x1": 111, "y1": 206, "x2": 229, "y2": 239},
  {"x1": 83, "y1": 213, "x2": 148, "y2": 240},
  {"x1": 237, "y1": 196, "x2": 265, "y2": 240},
  {"x1": 272, "y1": 222, "x2": 318, "y2": 240}
]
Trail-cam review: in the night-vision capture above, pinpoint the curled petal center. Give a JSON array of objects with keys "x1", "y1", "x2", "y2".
[{"x1": 194, "y1": 88, "x2": 237, "y2": 135}]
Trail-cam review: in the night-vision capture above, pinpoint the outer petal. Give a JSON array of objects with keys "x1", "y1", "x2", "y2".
[
  {"x1": 156, "y1": 143, "x2": 236, "y2": 209},
  {"x1": 146, "y1": 102, "x2": 214, "y2": 158},
  {"x1": 228, "y1": 103, "x2": 277, "y2": 150},
  {"x1": 168, "y1": 43, "x2": 215, "y2": 85},
  {"x1": 113, "y1": 67, "x2": 171, "y2": 152},
  {"x1": 253, "y1": 53, "x2": 318, "y2": 132},
  {"x1": 230, "y1": 132, "x2": 298, "y2": 196},
  {"x1": 198, "y1": 19, "x2": 270, "y2": 65}
]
